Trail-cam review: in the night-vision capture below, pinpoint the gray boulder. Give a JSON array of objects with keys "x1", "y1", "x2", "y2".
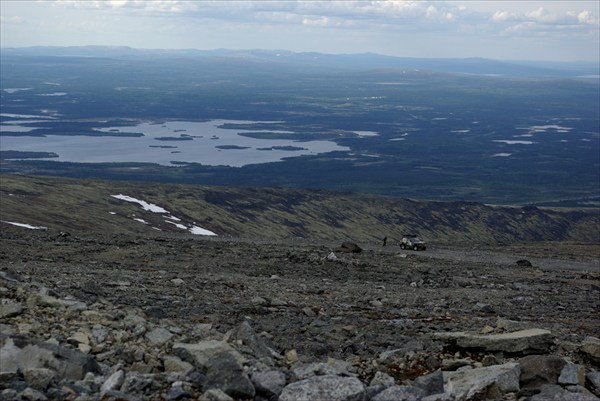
[
  {"x1": 173, "y1": 340, "x2": 246, "y2": 370},
  {"x1": 251, "y1": 369, "x2": 287, "y2": 398},
  {"x1": 145, "y1": 327, "x2": 174, "y2": 346},
  {"x1": 279, "y1": 375, "x2": 365, "y2": 401},
  {"x1": 444, "y1": 362, "x2": 521, "y2": 400},
  {"x1": 336, "y1": 242, "x2": 362, "y2": 253},
  {"x1": 558, "y1": 364, "x2": 586, "y2": 386},
  {"x1": 519, "y1": 355, "x2": 567, "y2": 389},
  {"x1": 414, "y1": 370, "x2": 445, "y2": 396},
  {"x1": 1, "y1": 334, "x2": 100, "y2": 381},
  {"x1": 371, "y1": 385, "x2": 424, "y2": 401},
  {"x1": 530, "y1": 384, "x2": 600, "y2": 401},
  {"x1": 226, "y1": 321, "x2": 275, "y2": 364},
  {"x1": 586, "y1": 371, "x2": 600, "y2": 397},
  {"x1": 204, "y1": 351, "x2": 255, "y2": 399},
  {"x1": 580, "y1": 336, "x2": 600, "y2": 363},
  {"x1": 0, "y1": 299, "x2": 24, "y2": 318}
]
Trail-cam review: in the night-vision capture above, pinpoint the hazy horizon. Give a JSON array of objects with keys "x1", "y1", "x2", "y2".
[{"x1": 1, "y1": 1, "x2": 599, "y2": 62}]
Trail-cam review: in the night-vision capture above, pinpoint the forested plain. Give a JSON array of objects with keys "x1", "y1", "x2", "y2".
[{"x1": 1, "y1": 47, "x2": 598, "y2": 205}]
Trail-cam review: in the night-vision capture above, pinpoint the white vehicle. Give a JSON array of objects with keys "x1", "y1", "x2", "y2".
[{"x1": 400, "y1": 235, "x2": 427, "y2": 251}]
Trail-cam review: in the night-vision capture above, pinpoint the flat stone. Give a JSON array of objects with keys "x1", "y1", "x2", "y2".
[
  {"x1": 198, "y1": 388, "x2": 235, "y2": 401},
  {"x1": 443, "y1": 362, "x2": 521, "y2": 401},
  {"x1": 67, "y1": 331, "x2": 90, "y2": 345},
  {"x1": 145, "y1": 327, "x2": 174, "y2": 346},
  {"x1": 279, "y1": 375, "x2": 365, "y2": 401},
  {"x1": 293, "y1": 360, "x2": 353, "y2": 380},
  {"x1": 435, "y1": 328, "x2": 553, "y2": 354},
  {"x1": 371, "y1": 385, "x2": 424, "y2": 401}
]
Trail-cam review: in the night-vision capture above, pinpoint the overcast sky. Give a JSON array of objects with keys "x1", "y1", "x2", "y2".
[{"x1": 1, "y1": 1, "x2": 599, "y2": 62}]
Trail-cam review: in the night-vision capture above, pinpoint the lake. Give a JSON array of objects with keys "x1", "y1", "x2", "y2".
[{"x1": 0, "y1": 119, "x2": 350, "y2": 167}]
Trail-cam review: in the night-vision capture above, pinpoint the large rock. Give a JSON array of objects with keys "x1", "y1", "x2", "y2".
[
  {"x1": 443, "y1": 362, "x2": 521, "y2": 400},
  {"x1": 414, "y1": 370, "x2": 445, "y2": 396},
  {"x1": 0, "y1": 299, "x2": 24, "y2": 318},
  {"x1": 173, "y1": 340, "x2": 246, "y2": 370},
  {"x1": 251, "y1": 369, "x2": 287, "y2": 398},
  {"x1": 586, "y1": 371, "x2": 600, "y2": 397},
  {"x1": 204, "y1": 352, "x2": 255, "y2": 399},
  {"x1": 558, "y1": 364, "x2": 586, "y2": 386},
  {"x1": 530, "y1": 384, "x2": 600, "y2": 401},
  {"x1": 279, "y1": 375, "x2": 366, "y2": 401},
  {"x1": 580, "y1": 336, "x2": 600, "y2": 363},
  {"x1": 434, "y1": 329, "x2": 553, "y2": 354},
  {"x1": 336, "y1": 242, "x2": 362, "y2": 254},
  {"x1": 0, "y1": 334, "x2": 100, "y2": 381},
  {"x1": 226, "y1": 321, "x2": 274, "y2": 364},
  {"x1": 519, "y1": 355, "x2": 567, "y2": 389}
]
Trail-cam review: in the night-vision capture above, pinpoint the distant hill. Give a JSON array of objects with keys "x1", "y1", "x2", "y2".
[
  {"x1": 1, "y1": 174, "x2": 597, "y2": 244},
  {"x1": 1, "y1": 46, "x2": 597, "y2": 77}
]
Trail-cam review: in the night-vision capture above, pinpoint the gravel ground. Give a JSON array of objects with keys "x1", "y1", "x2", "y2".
[{"x1": 1, "y1": 226, "x2": 599, "y2": 378}]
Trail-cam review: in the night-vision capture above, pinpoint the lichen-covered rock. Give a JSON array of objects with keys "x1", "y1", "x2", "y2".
[{"x1": 279, "y1": 375, "x2": 365, "y2": 401}]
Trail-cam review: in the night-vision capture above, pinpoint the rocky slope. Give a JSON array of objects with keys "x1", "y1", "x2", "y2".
[
  {"x1": 1, "y1": 174, "x2": 599, "y2": 244},
  {"x1": 1, "y1": 225, "x2": 599, "y2": 400}
]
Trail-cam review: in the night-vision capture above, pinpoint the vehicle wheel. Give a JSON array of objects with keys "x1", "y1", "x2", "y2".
[
  {"x1": 400, "y1": 244, "x2": 405, "y2": 249},
  {"x1": 413, "y1": 245, "x2": 418, "y2": 251}
]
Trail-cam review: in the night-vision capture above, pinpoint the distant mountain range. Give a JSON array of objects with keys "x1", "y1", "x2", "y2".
[{"x1": 2, "y1": 46, "x2": 598, "y2": 77}]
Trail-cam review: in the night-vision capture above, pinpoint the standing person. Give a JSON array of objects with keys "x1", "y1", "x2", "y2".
[{"x1": 382, "y1": 236, "x2": 387, "y2": 247}]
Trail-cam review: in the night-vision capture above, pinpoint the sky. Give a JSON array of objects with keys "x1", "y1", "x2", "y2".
[{"x1": 1, "y1": 0, "x2": 599, "y2": 62}]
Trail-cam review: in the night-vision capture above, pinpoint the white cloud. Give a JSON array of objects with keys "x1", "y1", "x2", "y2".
[
  {"x1": 0, "y1": 15, "x2": 25, "y2": 24},
  {"x1": 302, "y1": 16, "x2": 329, "y2": 27}
]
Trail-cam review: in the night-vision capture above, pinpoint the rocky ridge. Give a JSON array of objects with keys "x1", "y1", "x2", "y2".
[{"x1": 1, "y1": 228, "x2": 599, "y2": 400}]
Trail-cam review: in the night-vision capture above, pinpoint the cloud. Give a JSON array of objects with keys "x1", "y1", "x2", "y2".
[
  {"x1": 0, "y1": 15, "x2": 25, "y2": 24},
  {"x1": 490, "y1": 4, "x2": 599, "y2": 36}
]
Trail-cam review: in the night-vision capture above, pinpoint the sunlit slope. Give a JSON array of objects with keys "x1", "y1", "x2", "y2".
[{"x1": 0, "y1": 174, "x2": 597, "y2": 243}]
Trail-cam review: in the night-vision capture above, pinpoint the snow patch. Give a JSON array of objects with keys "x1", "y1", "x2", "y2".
[
  {"x1": 111, "y1": 194, "x2": 169, "y2": 213},
  {"x1": 1, "y1": 221, "x2": 47, "y2": 230},
  {"x1": 493, "y1": 140, "x2": 535, "y2": 145},
  {"x1": 165, "y1": 220, "x2": 188, "y2": 230},
  {"x1": 111, "y1": 194, "x2": 217, "y2": 236},
  {"x1": 190, "y1": 225, "x2": 217, "y2": 236}
]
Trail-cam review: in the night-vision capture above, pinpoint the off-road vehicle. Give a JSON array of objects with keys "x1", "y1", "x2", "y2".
[{"x1": 400, "y1": 235, "x2": 427, "y2": 251}]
